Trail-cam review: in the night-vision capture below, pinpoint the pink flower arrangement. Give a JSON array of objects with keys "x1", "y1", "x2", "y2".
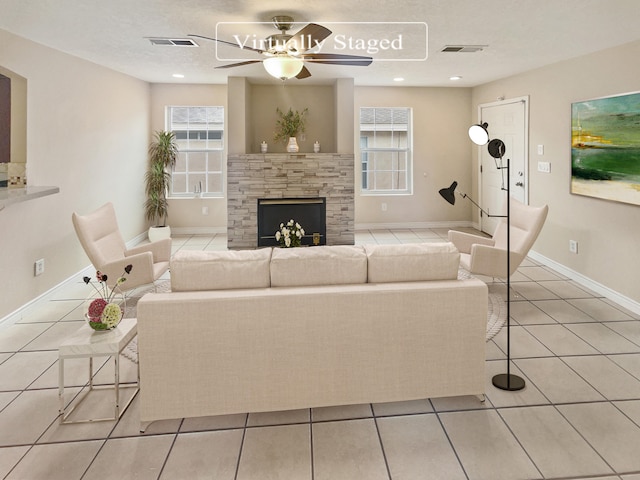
[{"x1": 83, "y1": 265, "x2": 132, "y2": 330}]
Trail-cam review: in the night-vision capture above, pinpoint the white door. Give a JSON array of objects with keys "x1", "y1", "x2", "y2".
[{"x1": 478, "y1": 97, "x2": 529, "y2": 234}]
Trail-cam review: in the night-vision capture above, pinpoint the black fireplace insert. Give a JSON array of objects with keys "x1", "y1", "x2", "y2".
[{"x1": 257, "y1": 197, "x2": 327, "y2": 247}]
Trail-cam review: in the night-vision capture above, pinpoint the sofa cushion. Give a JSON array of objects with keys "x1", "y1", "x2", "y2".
[
  {"x1": 270, "y1": 245, "x2": 367, "y2": 287},
  {"x1": 170, "y1": 248, "x2": 272, "y2": 291},
  {"x1": 365, "y1": 242, "x2": 460, "y2": 283}
]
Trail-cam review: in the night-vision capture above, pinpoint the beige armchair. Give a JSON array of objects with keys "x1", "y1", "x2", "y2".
[
  {"x1": 72, "y1": 202, "x2": 171, "y2": 291},
  {"x1": 448, "y1": 198, "x2": 548, "y2": 279}
]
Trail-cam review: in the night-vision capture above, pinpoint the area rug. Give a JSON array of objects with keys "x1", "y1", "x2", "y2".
[
  {"x1": 459, "y1": 267, "x2": 507, "y2": 341},
  {"x1": 486, "y1": 292, "x2": 507, "y2": 341},
  {"x1": 121, "y1": 276, "x2": 507, "y2": 364},
  {"x1": 121, "y1": 280, "x2": 171, "y2": 364}
]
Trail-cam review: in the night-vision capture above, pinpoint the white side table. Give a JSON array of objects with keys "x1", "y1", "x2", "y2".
[{"x1": 58, "y1": 317, "x2": 138, "y2": 424}]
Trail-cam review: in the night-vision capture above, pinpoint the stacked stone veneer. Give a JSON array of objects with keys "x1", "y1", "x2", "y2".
[{"x1": 227, "y1": 153, "x2": 355, "y2": 249}]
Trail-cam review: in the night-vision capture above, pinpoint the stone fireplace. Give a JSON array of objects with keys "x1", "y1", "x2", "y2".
[{"x1": 227, "y1": 153, "x2": 354, "y2": 249}]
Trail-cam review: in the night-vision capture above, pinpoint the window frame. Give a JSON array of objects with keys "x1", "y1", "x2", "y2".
[
  {"x1": 359, "y1": 107, "x2": 413, "y2": 196},
  {"x1": 166, "y1": 106, "x2": 225, "y2": 198}
]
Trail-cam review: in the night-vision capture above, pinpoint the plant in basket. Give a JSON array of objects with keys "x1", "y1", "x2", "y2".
[{"x1": 83, "y1": 264, "x2": 132, "y2": 331}]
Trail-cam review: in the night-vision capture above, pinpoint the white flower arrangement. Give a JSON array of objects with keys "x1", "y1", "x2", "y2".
[{"x1": 275, "y1": 219, "x2": 305, "y2": 248}]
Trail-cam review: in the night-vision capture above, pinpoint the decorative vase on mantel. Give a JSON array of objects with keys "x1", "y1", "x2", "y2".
[{"x1": 287, "y1": 137, "x2": 299, "y2": 153}]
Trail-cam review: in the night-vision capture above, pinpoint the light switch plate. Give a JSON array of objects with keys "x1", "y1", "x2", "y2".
[{"x1": 538, "y1": 161, "x2": 551, "y2": 173}]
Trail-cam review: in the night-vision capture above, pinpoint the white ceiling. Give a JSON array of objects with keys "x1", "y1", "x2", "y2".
[{"x1": 2, "y1": 0, "x2": 640, "y2": 87}]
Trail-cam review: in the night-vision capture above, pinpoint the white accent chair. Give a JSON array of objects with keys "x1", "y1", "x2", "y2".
[
  {"x1": 72, "y1": 202, "x2": 171, "y2": 291},
  {"x1": 448, "y1": 198, "x2": 548, "y2": 279}
]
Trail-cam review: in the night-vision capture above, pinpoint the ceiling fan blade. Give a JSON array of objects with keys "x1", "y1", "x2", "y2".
[
  {"x1": 296, "y1": 65, "x2": 312, "y2": 79},
  {"x1": 286, "y1": 23, "x2": 332, "y2": 53},
  {"x1": 215, "y1": 60, "x2": 262, "y2": 69},
  {"x1": 302, "y1": 53, "x2": 373, "y2": 66},
  {"x1": 188, "y1": 34, "x2": 265, "y2": 54}
]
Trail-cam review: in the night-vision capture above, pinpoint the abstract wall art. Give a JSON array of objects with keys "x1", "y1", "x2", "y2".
[{"x1": 571, "y1": 91, "x2": 640, "y2": 206}]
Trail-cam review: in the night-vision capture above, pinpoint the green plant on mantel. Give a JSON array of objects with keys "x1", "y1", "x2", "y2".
[{"x1": 274, "y1": 107, "x2": 308, "y2": 143}]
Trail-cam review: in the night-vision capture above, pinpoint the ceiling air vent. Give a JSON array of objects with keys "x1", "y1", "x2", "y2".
[
  {"x1": 441, "y1": 45, "x2": 487, "y2": 53},
  {"x1": 148, "y1": 38, "x2": 199, "y2": 47}
]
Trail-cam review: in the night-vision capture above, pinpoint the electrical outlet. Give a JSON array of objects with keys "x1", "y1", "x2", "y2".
[
  {"x1": 34, "y1": 258, "x2": 45, "y2": 276},
  {"x1": 569, "y1": 240, "x2": 578, "y2": 254},
  {"x1": 202, "y1": 206, "x2": 209, "y2": 215},
  {"x1": 381, "y1": 202, "x2": 387, "y2": 212}
]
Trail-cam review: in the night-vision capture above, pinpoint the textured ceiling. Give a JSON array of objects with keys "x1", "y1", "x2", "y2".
[{"x1": 1, "y1": 0, "x2": 640, "y2": 87}]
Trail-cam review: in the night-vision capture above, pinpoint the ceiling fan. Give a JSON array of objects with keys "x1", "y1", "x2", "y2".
[{"x1": 189, "y1": 15, "x2": 373, "y2": 80}]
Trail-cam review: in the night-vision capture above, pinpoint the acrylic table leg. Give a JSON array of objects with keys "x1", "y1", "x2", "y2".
[
  {"x1": 114, "y1": 354, "x2": 120, "y2": 418},
  {"x1": 89, "y1": 356, "x2": 93, "y2": 389},
  {"x1": 58, "y1": 357, "x2": 65, "y2": 416}
]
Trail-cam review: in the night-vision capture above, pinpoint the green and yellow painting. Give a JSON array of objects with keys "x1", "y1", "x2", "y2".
[{"x1": 571, "y1": 91, "x2": 640, "y2": 206}]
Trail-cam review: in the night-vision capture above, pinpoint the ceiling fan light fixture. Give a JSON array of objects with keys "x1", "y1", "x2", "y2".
[{"x1": 263, "y1": 56, "x2": 304, "y2": 80}]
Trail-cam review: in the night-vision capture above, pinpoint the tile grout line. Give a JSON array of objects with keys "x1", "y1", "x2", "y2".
[
  {"x1": 372, "y1": 413, "x2": 393, "y2": 480},
  {"x1": 154, "y1": 418, "x2": 184, "y2": 480},
  {"x1": 430, "y1": 399, "x2": 471, "y2": 480},
  {"x1": 232, "y1": 412, "x2": 250, "y2": 480}
]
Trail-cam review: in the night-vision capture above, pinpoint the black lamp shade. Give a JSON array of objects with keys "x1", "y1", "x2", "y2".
[
  {"x1": 439, "y1": 181, "x2": 458, "y2": 205},
  {"x1": 488, "y1": 138, "x2": 506, "y2": 159}
]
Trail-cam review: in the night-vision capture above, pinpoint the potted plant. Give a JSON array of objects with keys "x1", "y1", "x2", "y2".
[
  {"x1": 145, "y1": 130, "x2": 178, "y2": 242},
  {"x1": 274, "y1": 107, "x2": 308, "y2": 153}
]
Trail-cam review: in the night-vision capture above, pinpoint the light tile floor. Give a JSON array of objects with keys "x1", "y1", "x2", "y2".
[{"x1": 1, "y1": 229, "x2": 640, "y2": 479}]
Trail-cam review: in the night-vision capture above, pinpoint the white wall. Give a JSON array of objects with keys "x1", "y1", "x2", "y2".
[
  {"x1": 151, "y1": 82, "x2": 472, "y2": 231},
  {"x1": 0, "y1": 29, "x2": 150, "y2": 319},
  {"x1": 471, "y1": 40, "x2": 640, "y2": 304},
  {"x1": 354, "y1": 86, "x2": 473, "y2": 227}
]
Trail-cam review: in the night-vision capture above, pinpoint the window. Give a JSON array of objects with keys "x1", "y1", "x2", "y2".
[
  {"x1": 359, "y1": 107, "x2": 412, "y2": 195},
  {"x1": 167, "y1": 106, "x2": 224, "y2": 197}
]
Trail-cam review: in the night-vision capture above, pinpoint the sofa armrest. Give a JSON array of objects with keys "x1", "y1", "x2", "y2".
[
  {"x1": 126, "y1": 238, "x2": 171, "y2": 263},
  {"x1": 448, "y1": 230, "x2": 494, "y2": 254}
]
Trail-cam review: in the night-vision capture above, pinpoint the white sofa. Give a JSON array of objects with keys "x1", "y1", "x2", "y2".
[{"x1": 136, "y1": 243, "x2": 488, "y2": 431}]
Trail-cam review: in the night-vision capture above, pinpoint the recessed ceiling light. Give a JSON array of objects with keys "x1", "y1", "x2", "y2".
[
  {"x1": 393, "y1": 77, "x2": 404, "y2": 82},
  {"x1": 172, "y1": 73, "x2": 185, "y2": 78},
  {"x1": 449, "y1": 75, "x2": 462, "y2": 81}
]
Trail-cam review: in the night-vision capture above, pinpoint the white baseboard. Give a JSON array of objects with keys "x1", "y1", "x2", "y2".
[
  {"x1": 528, "y1": 250, "x2": 640, "y2": 316},
  {"x1": 171, "y1": 226, "x2": 227, "y2": 235},
  {"x1": 355, "y1": 221, "x2": 475, "y2": 231}
]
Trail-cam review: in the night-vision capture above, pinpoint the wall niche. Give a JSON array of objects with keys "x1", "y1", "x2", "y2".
[
  {"x1": 0, "y1": 66, "x2": 27, "y2": 188},
  {"x1": 227, "y1": 77, "x2": 354, "y2": 155}
]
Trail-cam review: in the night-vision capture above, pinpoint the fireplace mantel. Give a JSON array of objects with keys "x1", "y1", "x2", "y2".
[{"x1": 227, "y1": 153, "x2": 354, "y2": 249}]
